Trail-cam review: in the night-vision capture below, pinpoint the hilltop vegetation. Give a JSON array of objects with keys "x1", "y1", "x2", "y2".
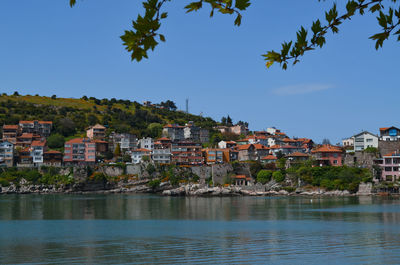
[{"x1": 0, "y1": 93, "x2": 219, "y2": 140}]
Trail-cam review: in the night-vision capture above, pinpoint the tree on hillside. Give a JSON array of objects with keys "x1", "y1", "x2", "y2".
[
  {"x1": 47, "y1": 134, "x2": 65, "y2": 149},
  {"x1": 322, "y1": 138, "x2": 331, "y2": 145},
  {"x1": 160, "y1": 100, "x2": 177, "y2": 111},
  {"x1": 56, "y1": 118, "x2": 76, "y2": 137},
  {"x1": 70, "y1": 0, "x2": 400, "y2": 69}
]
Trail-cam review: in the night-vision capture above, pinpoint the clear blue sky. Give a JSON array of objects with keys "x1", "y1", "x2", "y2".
[{"x1": 0, "y1": 0, "x2": 399, "y2": 143}]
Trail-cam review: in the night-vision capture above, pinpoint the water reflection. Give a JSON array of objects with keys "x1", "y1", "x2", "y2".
[{"x1": 1, "y1": 195, "x2": 400, "y2": 264}]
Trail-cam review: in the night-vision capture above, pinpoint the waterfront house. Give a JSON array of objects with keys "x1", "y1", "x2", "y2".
[
  {"x1": 377, "y1": 151, "x2": 400, "y2": 181},
  {"x1": 311, "y1": 145, "x2": 343, "y2": 166},
  {"x1": 18, "y1": 147, "x2": 33, "y2": 167},
  {"x1": 108, "y1": 132, "x2": 137, "y2": 153},
  {"x1": 171, "y1": 140, "x2": 203, "y2": 166},
  {"x1": 64, "y1": 138, "x2": 96, "y2": 165},
  {"x1": 43, "y1": 150, "x2": 63, "y2": 167},
  {"x1": 138, "y1": 137, "x2": 154, "y2": 151},
  {"x1": 232, "y1": 175, "x2": 252, "y2": 186},
  {"x1": 152, "y1": 139, "x2": 171, "y2": 164},
  {"x1": 2, "y1": 125, "x2": 19, "y2": 144}
]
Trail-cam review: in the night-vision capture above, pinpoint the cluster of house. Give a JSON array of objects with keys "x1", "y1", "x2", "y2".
[{"x1": 2, "y1": 120, "x2": 400, "y2": 183}]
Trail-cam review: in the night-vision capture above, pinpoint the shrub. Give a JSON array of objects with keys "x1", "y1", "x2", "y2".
[
  {"x1": 148, "y1": 179, "x2": 161, "y2": 189},
  {"x1": 47, "y1": 134, "x2": 65, "y2": 149},
  {"x1": 146, "y1": 163, "x2": 156, "y2": 175},
  {"x1": 257, "y1": 170, "x2": 272, "y2": 184},
  {"x1": 0, "y1": 178, "x2": 10, "y2": 187},
  {"x1": 273, "y1": 171, "x2": 285, "y2": 182}
]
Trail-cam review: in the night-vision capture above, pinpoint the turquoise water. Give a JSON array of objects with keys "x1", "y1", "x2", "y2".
[{"x1": 1, "y1": 195, "x2": 400, "y2": 264}]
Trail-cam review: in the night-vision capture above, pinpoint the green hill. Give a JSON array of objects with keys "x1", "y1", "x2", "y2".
[{"x1": 0, "y1": 93, "x2": 220, "y2": 140}]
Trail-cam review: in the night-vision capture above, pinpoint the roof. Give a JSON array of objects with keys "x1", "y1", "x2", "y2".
[
  {"x1": 44, "y1": 150, "x2": 62, "y2": 154},
  {"x1": 157, "y1": 137, "x2": 171, "y2": 141},
  {"x1": 163, "y1": 124, "x2": 184, "y2": 128},
  {"x1": 65, "y1": 138, "x2": 91, "y2": 144},
  {"x1": 380, "y1": 126, "x2": 400, "y2": 132},
  {"x1": 232, "y1": 175, "x2": 252, "y2": 180},
  {"x1": 19, "y1": 133, "x2": 34, "y2": 138},
  {"x1": 89, "y1": 124, "x2": 106, "y2": 129},
  {"x1": 237, "y1": 144, "x2": 269, "y2": 151},
  {"x1": 383, "y1": 151, "x2": 400, "y2": 157},
  {"x1": 31, "y1": 140, "x2": 46, "y2": 146},
  {"x1": 261, "y1": 155, "x2": 278, "y2": 160},
  {"x1": 287, "y1": 152, "x2": 309, "y2": 157},
  {"x1": 19, "y1": 120, "x2": 52, "y2": 124},
  {"x1": 93, "y1": 140, "x2": 108, "y2": 144},
  {"x1": 353, "y1": 131, "x2": 378, "y2": 138},
  {"x1": 3, "y1": 125, "x2": 19, "y2": 129},
  {"x1": 311, "y1": 145, "x2": 342, "y2": 153},
  {"x1": 133, "y1": 148, "x2": 151, "y2": 153}
]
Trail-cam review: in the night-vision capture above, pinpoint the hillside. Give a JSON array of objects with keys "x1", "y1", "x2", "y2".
[{"x1": 0, "y1": 93, "x2": 220, "y2": 140}]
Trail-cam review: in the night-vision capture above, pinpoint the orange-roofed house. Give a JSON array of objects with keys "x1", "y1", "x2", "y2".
[
  {"x1": 203, "y1": 148, "x2": 232, "y2": 164},
  {"x1": 86, "y1": 124, "x2": 106, "y2": 141},
  {"x1": 286, "y1": 152, "x2": 310, "y2": 162},
  {"x1": 2, "y1": 125, "x2": 19, "y2": 144},
  {"x1": 261, "y1": 154, "x2": 278, "y2": 164},
  {"x1": 379, "y1": 126, "x2": 400, "y2": 141},
  {"x1": 19, "y1": 120, "x2": 52, "y2": 137},
  {"x1": 231, "y1": 175, "x2": 253, "y2": 186},
  {"x1": 311, "y1": 145, "x2": 343, "y2": 166},
  {"x1": 237, "y1": 144, "x2": 269, "y2": 161},
  {"x1": 270, "y1": 144, "x2": 305, "y2": 156},
  {"x1": 64, "y1": 138, "x2": 96, "y2": 165},
  {"x1": 43, "y1": 150, "x2": 63, "y2": 167},
  {"x1": 0, "y1": 140, "x2": 14, "y2": 167}
]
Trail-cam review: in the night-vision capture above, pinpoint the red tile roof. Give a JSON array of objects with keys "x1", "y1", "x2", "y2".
[
  {"x1": 133, "y1": 148, "x2": 151, "y2": 152},
  {"x1": 65, "y1": 138, "x2": 90, "y2": 144},
  {"x1": 232, "y1": 175, "x2": 251, "y2": 181},
  {"x1": 44, "y1": 150, "x2": 62, "y2": 154},
  {"x1": 261, "y1": 155, "x2": 277, "y2": 160},
  {"x1": 311, "y1": 145, "x2": 342, "y2": 153},
  {"x1": 3, "y1": 125, "x2": 19, "y2": 129},
  {"x1": 287, "y1": 152, "x2": 309, "y2": 157},
  {"x1": 31, "y1": 140, "x2": 46, "y2": 146},
  {"x1": 19, "y1": 133, "x2": 34, "y2": 138},
  {"x1": 237, "y1": 144, "x2": 269, "y2": 150},
  {"x1": 157, "y1": 137, "x2": 171, "y2": 141}
]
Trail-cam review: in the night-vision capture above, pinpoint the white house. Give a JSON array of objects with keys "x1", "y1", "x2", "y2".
[
  {"x1": 342, "y1": 137, "x2": 354, "y2": 147},
  {"x1": 352, "y1": 131, "x2": 379, "y2": 152},
  {"x1": 380, "y1": 127, "x2": 400, "y2": 141},
  {"x1": 131, "y1": 148, "x2": 151, "y2": 164},
  {"x1": 0, "y1": 140, "x2": 14, "y2": 167},
  {"x1": 138, "y1": 137, "x2": 154, "y2": 151},
  {"x1": 31, "y1": 139, "x2": 47, "y2": 166}
]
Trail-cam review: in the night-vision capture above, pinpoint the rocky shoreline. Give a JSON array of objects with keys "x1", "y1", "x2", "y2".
[{"x1": 0, "y1": 180, "x2": 375, "y2": 196}]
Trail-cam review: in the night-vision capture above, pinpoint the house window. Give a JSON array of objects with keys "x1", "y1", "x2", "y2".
[
  {"x1": 333, "y1": 160, "x2": 338, "y2": 164},
  {"x1": 385, "y1": 167, "x2": 392, "y2": 172}
]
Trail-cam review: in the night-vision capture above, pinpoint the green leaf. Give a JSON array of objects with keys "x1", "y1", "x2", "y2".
[
  {"x1": 160, "y1": 12, "x2": 168, "y2": 19},
  {"x1": 235, "y1": 0, "x2": 251, "y2": 11},
  {"x1": 159, "y1": 34, "x2": 166, "y2": 42}
]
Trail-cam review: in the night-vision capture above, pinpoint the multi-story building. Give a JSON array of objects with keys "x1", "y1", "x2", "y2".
[
  {"x1": 18, "y1": 147, "x2": 33, "y2": 166},
  {"x1": 86, "y1": 124, "x2": 106, "y2": 141},
  {"x1": 43, "y1": 150, "x2": 63, "y2": 167},
  {"x1": 342, "y1": 137, "x2": 354, "y2": 148},
  {"x1": 261, "y1": 154, "x2": 277, "y2": 164},
  {"x1": 30, "y1": 139, "x2": 47, "y2": 166},
  {"x1": 131, "y1": 148, "x2": 151, "y2": 164},
  {"x1": 311, "y1": 145, "x2": 343, "y2": 166},
  {"x1": 15, "y1": 133, "x2": 41, "y2": 148},
  {"x1": 162, "y1": 124, "x2": 185, "y2": 141},
  {"x1": 216, "y1": 124, "x2": 249, "y2": 136},
  {"x1": 203, "y1": 148, "x2": 225, "y2": 164},
  {"x1": 171, "y1": 141, "x2": 203, "y2": 166},
  {"x1": 2, "y1": 125, "x2": 19, "y2": 144},
  {"x1": 183, "y1": 121, "x2": 210, "y2": 143},
  {"x1": 109, "y1": 132, "x2": 137, "y2": 152},
  {"x1": 138, "y1": 137, "x2": 154, "y2": 150},
  {"x1": 376, "y1": 151, "x2": 400, "y2": 182},
  {"x1": 152, "y1": 138, "x2": 172, "y2": 164},
  {"x1": 63, "y1": 138, "x2": 96, "y2": 165},
  {"x1": 19, "y1": 120, "x2": 52, "y2": 137},
  {"x1": 269, "y1": 144, "x2": 305, "y2": 156},
  {"x1": 352, "y1": 131, "x2": 379, "y2": 152},
  {"x1": 380, "y1": 126, "x2": 400, "y2": 141},
  {"x1": 0, "y1": 140, "x2": 14, "y2": 167},
  {"x1": 237, "y1": 144, "x2": 270, "y2": 161}
]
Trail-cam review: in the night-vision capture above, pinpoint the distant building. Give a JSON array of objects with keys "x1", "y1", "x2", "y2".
[
  {"x1": 109, "y1": 132, "x2": 137, "y2": 153},
  {"x1": 0, "y1": 140, "x2": 14, "y2": 167},
  {"x1": 342, "y1": 137, "x2": 354, "y2": 147},
  {"x1": 203, "y1": 148, "x2": 231, "y2": 164},
  {"x1": 171, "y1": 141, "x2": 203, "y2": 166},
  {"x1": 131, "y1": 148, "x2": 151, "y2": 164},
  {"x1": 2, "y1": 125, "x2": 19, "y2": 144},
  {"x1": 86, "y1": 124, "x2": 106, "y2": 141},
  {"x1": 216, "y1": 125, "x2": 248, "y2": 136},
  {"x1": 19, "y1": 120, "x2": 52, "y2": 137},
  {"x1": 31, "y1": 139, "x2": 47, "y2": 166},
  {"x1": 162, "y1": 124, "x2": 185, "y2": 141},
  {"x1": 261, "y1": 154, "x2": 277, "y2": 164},
  {"x1": 379, "y1": 127, "x2": 400, "y2": 141},
  {"x1": 64, "y1": 138, "x2": 96, "y2": 165},
  {"x1": 237, "y1": 144, "x2": 269, "y2": 161},
  {"x1": 218, "y1": 140, "x2": 237, "y2": 149},
  {"x1": 138, "y1": 137, "x2": 154, "y2": 150},
  {"x1": 43, "y1": 150, "x2": 63, "y2": 167},
  {"x1": 352, "y1": 131, "x2": 379, "y2": 152}
]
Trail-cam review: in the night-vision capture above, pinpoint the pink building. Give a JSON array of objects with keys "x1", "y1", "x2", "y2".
[
  {"x1": 86, "y1": 124, "x2": 106, "y2": 140},
  {"x1": 64, "y1": 138, "x2": 96, "y2": 164},
  {"x1": 379, "y1": 151, "x2": 400, "y2": 181}
]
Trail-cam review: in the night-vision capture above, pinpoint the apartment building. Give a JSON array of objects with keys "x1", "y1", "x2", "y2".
[{"x1": 64, "y1": 138, "x2": 96, "y2": 164}]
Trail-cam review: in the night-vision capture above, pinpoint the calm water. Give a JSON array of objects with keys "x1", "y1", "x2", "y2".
[{"x1": 1, "y1": 195, "x2": 400, "y2": 264}]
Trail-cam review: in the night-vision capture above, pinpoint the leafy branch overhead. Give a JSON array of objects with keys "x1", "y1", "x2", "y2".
[{"x1": 70, "y1": 0, "x2": 399, "y2": 69}]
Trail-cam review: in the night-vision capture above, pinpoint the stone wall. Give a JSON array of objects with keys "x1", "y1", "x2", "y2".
[
  {"x1": 211, "y1": 164, "x2": 233, "y2": 185},
  {"x1": 191, "y1": 166, "x2": 212, "y2": 184},
  {"x1": 344, "y1": 152, "x2": 378, "y2": 169},
  {"x1": 378, "y1": 140, "x2": 400, "y2": 156}
]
